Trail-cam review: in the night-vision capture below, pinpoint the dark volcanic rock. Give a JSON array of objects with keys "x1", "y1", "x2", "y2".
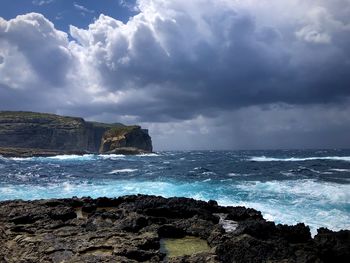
[
  {"x1": 0, "y1": 111, "x2": 153, "y2": 155},
  {"x1": 0, "y1": 195, "x2": 348, "y2": 262},
  {"x1": 314, "y1": 228, "x2": 350, "y2": 262}
]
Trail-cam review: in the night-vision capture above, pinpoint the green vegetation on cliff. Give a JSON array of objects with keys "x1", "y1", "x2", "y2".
[
  {"x1": 103, "y1": 125, "x2": 141, "y2": 138},
  {"x1": 0, "y1": 111, "x2": 83, "y2": 124}
]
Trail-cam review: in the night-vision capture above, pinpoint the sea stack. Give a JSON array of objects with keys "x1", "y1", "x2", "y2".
[{"x1": 99, "y1": 125, "x2": 152, "y2": 155}]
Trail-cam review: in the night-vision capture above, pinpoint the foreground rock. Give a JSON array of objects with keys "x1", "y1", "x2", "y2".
[
  {"x1": 0, "y1": 195, "x2": 348, "y2": 263},
  {"x1": 0, "y1": 111, "x2": 152, "y2": 156}
]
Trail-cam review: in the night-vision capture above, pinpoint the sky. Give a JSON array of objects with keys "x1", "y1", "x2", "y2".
[{"x1": 0, "y1": 0, "x2": 350, "y2": 150}]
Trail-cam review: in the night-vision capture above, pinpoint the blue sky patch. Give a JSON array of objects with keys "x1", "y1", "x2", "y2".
[{"x1": 0, "y1": 0, "x2": 137, "y2": 31}]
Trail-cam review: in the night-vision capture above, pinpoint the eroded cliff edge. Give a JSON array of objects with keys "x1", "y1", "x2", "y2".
[
  {"x1": 0, "y1": 111, "x2": 152, "y2": 156},
  {"x1": 0, "y1": 195, "x2": 349, "y2": 262}
]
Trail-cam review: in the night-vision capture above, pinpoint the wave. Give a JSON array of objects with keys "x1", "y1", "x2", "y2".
[
  {"x1": 5, "y1": 154, "x2": 128, "y2": 162},
  {"x1": 9, "y1": 157, "x2": 34, "y2": 161},
  {"x1": 0, "y1": 155, "x2": 8, "y2": 161},
  {"x1": 216, "y1": 198, "x2": 350, "y2": 236},
  {"x1": 202, "y1": 171, "x2": 216, "y2": 176},
  {"x1": 202, "y1": 178, "x2": 212, "y2": 182},
  {"x1": 99, "y1": 154, "x2": 126, "y2": 160},
  {"x1": 1, "y1": 177, "x2": 349, "y2": 236},
  {"x1": 249, "y1": 156, "x2": 350, "y2": 162},
  {"x1": 136, "y1": 153, "x2": 160, "y2": 157},
  {"x1": 216, "y1": 179, "x2": 350, "y2": 236},
  {"x1": 47, "y1": 154, "x2": 95, "y2": 161},
  {"x1": 109, "y1": 169, "x2": 138, "y2": 174},
  {"x1": 330, "y1": 168, "x2": 350, "y2": 172},
  {"x1": 6, "y1": 154, "x2": 96, "y2": 162},
  {"x1": 236, "y1": 179, "x2": 350, "y2": 204}
]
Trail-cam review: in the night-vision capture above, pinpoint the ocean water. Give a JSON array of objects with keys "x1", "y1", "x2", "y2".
[{"x1": 1, "y1": 150, "x2": 350, "y2": 235}]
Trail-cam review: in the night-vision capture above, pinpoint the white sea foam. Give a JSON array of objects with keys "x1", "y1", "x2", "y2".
[
  {"x1": 249, "y1": 156, "x2": 350, "y2": 162},
  {"x1": 109, "y1": 169, "x2": 138, "y2": 174},
  {"x1": 4, "y1": 155, "x2": 95, "y2": 161},
  {"x1": 0, "y1": 177, "x2": 349, "y2": 236},
  {"x1": 214, "y1": 213, "x2": 238, "y2": 233},
  {"x1": 9, "y1": 157, "x2": 34, "y2": 161},
  {"x1": 330, "y1": 168, "x2": 350, "y2": 172},
  {"x1": 215, "y1": 197, "x2": 350, "y2": 236},
  {"x1": 47, "y1": 154, "x2": 95, "y2": 161},
  {"x1": 63, "y1": 181, "x2": 74, "y2": 192},
  {"x1": 202, "y1": 178, "x2": 212, "y2": 182},
  {"x1": 99, "y1": 154, "x2": 125, "y2": 160},
  {"x1": 202, "y1": 171, "x2": 216, "y2": 176},
  {"x1": 228, "y1": 173, "x2": 251, "y2": 177},
  {"x1": 136, "y1": 153, "x2": 160, "y2": 157},
  {"x1": 307, "y1": 168, "x2": 333, "y2": 175},
  {"x1": 280, "y1": 171, "x2": 295, "y2": 177},
  {"x1": 236, "y1": 179, "x2": 350, "y2": 203}
]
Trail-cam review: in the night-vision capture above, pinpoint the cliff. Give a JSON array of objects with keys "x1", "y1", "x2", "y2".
[
  {"x1": 0, "y1": 111, "x2": 152, "y2": 155},
  {"x1": 0, "y1": 195, "x2": 349, "y2": 262},
  {"x1": 99, "y1": 125, "x2": 153, "y2": 154}
]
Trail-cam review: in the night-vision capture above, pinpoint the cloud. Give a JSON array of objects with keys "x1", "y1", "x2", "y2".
[
  {"x1": 0, "y1": 0, "x2": 350, "y2": 149},
  {"x1": 32, "y1": 0, "x2": 54, "y2": 6},
  {"x1": 119, "y1": 0, "x2": 138, "y2": 11},
  {"x1": 69, "y1": 0, "x2": 350, "y2": 118},
  {"x1": 73, "y1": 3, "x2": 95, "y2": 14}
]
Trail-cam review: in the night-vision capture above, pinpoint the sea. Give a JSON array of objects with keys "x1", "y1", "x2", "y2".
[{"x1": 1, "y1": 149, "x2": 349, "y2": 235}]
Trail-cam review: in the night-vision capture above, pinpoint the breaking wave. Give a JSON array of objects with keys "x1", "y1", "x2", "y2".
[
  {"x1": 249, "y1": 156, "x2": 350, "y2": 162},
  {"x1": 109, "y1": 169, "x2": 138, "y2": 174},
  {"x1": 1, "y1": 149, "x2": 350, "y2": 235}
]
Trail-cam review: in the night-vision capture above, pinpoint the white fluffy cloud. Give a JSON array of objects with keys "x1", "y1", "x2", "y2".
[{"x1": 0, "y1": 0, "x2": 350, "y2": 149}]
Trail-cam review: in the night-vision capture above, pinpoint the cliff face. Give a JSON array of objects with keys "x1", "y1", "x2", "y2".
[
  {"x1": 0, "y1": 111, "x2": 152, "y2": 154},
  {"x1": 99, "y1": 125, "x2": 153, "y2": 154}
]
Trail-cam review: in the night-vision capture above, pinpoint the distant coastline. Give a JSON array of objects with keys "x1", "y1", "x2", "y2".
[{"x1": 0, "y1": 111, "x2": 152, "y2": 156}]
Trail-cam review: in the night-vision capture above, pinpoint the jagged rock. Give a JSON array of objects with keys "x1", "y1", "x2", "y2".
[
  {"x1": 0, "y1": 195, "x2": 348, "y2": 262},
  {"x1": 314, "y1": 228, "x2": 350, "y2": 262}
]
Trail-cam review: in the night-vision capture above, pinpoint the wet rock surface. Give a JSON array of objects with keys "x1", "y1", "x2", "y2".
[{"x1": 0, "y1": 195, "x2": 349, "y2": 262}]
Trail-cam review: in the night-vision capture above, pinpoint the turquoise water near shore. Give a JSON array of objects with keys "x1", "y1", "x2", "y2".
[{"x1": 1, "y1": 150, "x2": 349, "y2": 235}]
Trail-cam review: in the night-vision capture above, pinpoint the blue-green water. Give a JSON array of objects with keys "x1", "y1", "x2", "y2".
[{"x1": 1, "y1": 150, "x2": 349, "y2": 235}]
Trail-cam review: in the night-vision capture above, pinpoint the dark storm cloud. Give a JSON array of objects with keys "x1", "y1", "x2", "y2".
[
  {"x1": 0, "y1": 0, "x2": 350, "y2": 149},
  {"x1": 67, "y1": 0, "x2": 350, "y2": 121}
]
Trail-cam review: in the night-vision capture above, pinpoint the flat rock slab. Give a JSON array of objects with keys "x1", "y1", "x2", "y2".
[{"x1": 0, "y1": 195, "x2": 349, "y2": 262}]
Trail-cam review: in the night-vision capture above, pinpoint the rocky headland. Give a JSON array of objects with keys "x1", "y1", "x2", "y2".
[
  {"x1": 0, "y1": 195, "x2": 349, "y2": 262},
  {"x1": 0, "y1": 111, "x2": 152, "y2": 156}
]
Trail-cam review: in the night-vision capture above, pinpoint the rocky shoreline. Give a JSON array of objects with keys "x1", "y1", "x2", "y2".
[
  {"x1": 0, "y1": 195, "x2": 349, "y2": 262},
  {"x1": 0, "y1": 147, "x2": 90, "y2": 158}
]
